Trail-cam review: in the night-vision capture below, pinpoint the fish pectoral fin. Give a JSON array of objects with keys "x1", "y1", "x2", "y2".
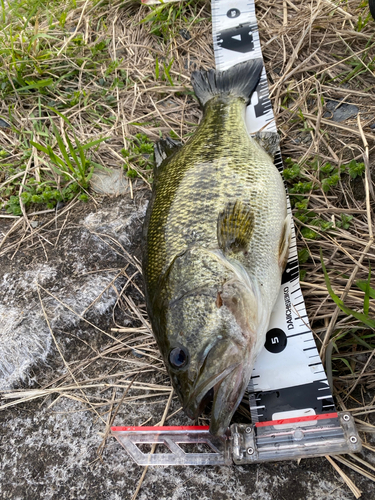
[
  {"x1": 217, "y1": 200, "x2": 255, "y2": 254},
  {"x1": 279, "y1": 215, "x2": 292, "y2": 271},
  {"x1": 154, "y1": 137, "x2": 182, "y2": 168}
]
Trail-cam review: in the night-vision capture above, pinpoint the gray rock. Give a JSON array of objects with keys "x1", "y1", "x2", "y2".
[
  {"x1": 0, "y1": 195, "x2": 147, "y2": 390},
  {"x1": 0, "y1": 118, "x2": 10, "y2": 128},
  {"x1": 1, "y1": 396, "x2": 374, "y2": 499},
  {"x1": 324, "y1": 99, "x2": 359, "y2": 122},
  {"x1": 179, "y1": 28, "x2": 191, "y2": 40}
]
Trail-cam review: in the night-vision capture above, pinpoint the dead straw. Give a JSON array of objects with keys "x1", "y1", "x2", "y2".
[
  {"x1": 131, "y1": 389, "x2": 174, "y2": 500},
  {"x1": 325, "y1": 455, "x2": 362, "y2": 499}
]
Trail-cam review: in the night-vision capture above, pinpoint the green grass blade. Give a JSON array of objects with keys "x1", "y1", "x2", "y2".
[
  {"x1": 64, "y1": 132, "x2": 80, "y2": 168},
  {"x1": 44, "y1": 107, "x2": 73, "y2": 128},
  {"x1": 350, "y1": 332, "x2": 373, "y2": 350},
  {"x1": 74, "y1": 132, "x2": 87, "y2": 177},
  {"x1": 163, "y1": 61, "x2": 174, "y2": 86},
  {"x1": 81, "y1": 137, "x2": 107, "y2": 150},
  {"x1": 52, "y1": 123, "x2": 74, "y2": 171},
  {"x1": 320, "y1": 248, "x2": 375, "y2": 329},
  {"x1": 363, "y1": 268, "x2": 371, "y2": 316},
  {"x1": 48, "y1": 163, "x2": 65, "y2": 176},
  {"x1": 14, "y1": 78, "x2": 54, "y2": 92},
  {"x1": 47, "y1": 146, "x2": 68, "y2": 170},
  {"x1": 90, "y1": 161, "x2": 108, "y2": 171},
  {"x1": 334, "y1": 357, "x2": 354, "y2": 374},
  {"x1": 141, "y1": 4, "x2": 168, "y2": 24},
  {"x1": 30, "y1": 141, "x2": 49, "y2": 155},
  {"x1": 1, "y1": 0, "x2": 5, "y2": 23},
  {"x1": 355, "y1": 280, "x2": 375, "y2": 299},
  {"x1": 85, "y1": 165, "x2": 95, "y2": 183},
  {"x1": 31, "y1": 140, "x2": 69, "y2": 172}
]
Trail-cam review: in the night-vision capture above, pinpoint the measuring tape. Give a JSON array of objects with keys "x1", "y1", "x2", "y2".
[
  {"x1": 112, "y1": 0, "x2": 362, "y2": 465},
  {"x1": 212, "y1": 0, "x2": 336, "y2": 424}
]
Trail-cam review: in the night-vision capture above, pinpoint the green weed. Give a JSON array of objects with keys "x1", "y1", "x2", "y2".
[
  {"x1": 322, "y1": 250, "x2": 375, "y2": 329},
  {"x1": 322, "y1": 249, "x2": 375, "y2": 383},
  {"x1": 284, "y1": 157, "x2": 366, "y2": 244},
  {"x1": 1, "y1": 110, "x2": 107, "y2": 215},
  {"x1": 31, "y1": 119, "x2": 107, "y2": 189},
  {"x1": 121, "y1": 134, "x2": 154, "y2": 179},
  {"x1": 357, "y1": 1, "x2": 372, "y2": 31},
  {"x1": 332, "y1": 34, "x2": 375, "y2": 84},
  {"x1": 142, "y1": 0, "x2": 207, "y2": 42},
  {"x1": 0, "y1": 0, "x2": 124, "y2": 216},
  {"x1": 155, "y1": 56, "x2": 175, "y2": 85}
]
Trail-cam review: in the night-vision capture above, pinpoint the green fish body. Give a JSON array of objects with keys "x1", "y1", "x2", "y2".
[{"x1": 142, "y1": 60, "x2": 291, "y2": 435}]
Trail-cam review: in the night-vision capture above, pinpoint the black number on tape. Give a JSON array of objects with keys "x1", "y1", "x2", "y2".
[
  {"x1": 265, "y1": 328, "x2": 287, "y2": 353},
  {"x1": 217, "y1": 24, "x2": 254, "y2": 53},
  {"x1": 253, "y1": 80, "x2": 272, "y2": 119}
]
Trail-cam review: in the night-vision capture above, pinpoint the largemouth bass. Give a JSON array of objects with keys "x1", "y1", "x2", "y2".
[{"x1": 142, "y1": 59, "x2": 291, "y2": 436}]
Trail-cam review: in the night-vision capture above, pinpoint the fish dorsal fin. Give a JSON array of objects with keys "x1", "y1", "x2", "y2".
[
  {"x1": 217, "y1": 201, "x2": 254, "y2": 254},
  {"x1": 154, "y1": 137, "x2": 182, "y2": 168}
]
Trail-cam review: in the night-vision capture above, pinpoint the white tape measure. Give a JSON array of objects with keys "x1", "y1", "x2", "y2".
[{"x1": 211, "y1": 0, "x2": 335, "y2": 424}]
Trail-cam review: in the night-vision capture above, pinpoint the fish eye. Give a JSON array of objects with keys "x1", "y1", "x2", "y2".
[{"x1": 169, "y1": 347, "x2": 188, "y2": 369}]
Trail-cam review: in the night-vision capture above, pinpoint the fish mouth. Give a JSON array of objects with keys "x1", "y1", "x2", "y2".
[
  {"x1": 184, "y1": 363, "x2": 239, "y2": 419},
  {"x1": 183, "y1": 344, "x2": 247, "y2": 436}
]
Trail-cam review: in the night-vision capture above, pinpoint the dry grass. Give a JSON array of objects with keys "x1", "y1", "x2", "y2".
[
  {"x1": 259, "y1": 0, "x2": 375, "y2": 395},
  {"x1": 1, "y1": 0, "x2": 375, "y2": 496}
]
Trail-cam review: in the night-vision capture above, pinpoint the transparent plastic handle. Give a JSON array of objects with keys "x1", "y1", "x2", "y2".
[
  {"x1": 111, "y1": 426, "x2": 231, "y2": 466},
  {"x1": 111, "y1": 413, "x2": 361, "y2": 466},
  {"x1": 112, "y1": 412, "x2": 361, "y2": 465},
  {"x1": 231, "y1": 412, "x2": 362, "y2": 464}
]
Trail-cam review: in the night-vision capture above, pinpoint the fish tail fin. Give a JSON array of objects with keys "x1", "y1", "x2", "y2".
[{"x1": 191, "y1": 59, "x2": 263, "y2": 107}]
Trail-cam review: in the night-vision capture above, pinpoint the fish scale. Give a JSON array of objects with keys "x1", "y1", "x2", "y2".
[{"x1": 144, "y1": 97, "x2": 286, "y2": 298}]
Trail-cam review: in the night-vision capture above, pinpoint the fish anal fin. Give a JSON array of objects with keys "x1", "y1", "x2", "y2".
[
  {"x1": 217, "y1": 200, "x2": 255, "y2": 254},
  {"x1": 154, "y1": 137, "x2": 182, "y2": 168},
  {"x1": 279, "y1": 215, "x2": 292, "y2": 272},
  {"x1": 253, "y1": 132, "x2": 280, "y2": 158}
]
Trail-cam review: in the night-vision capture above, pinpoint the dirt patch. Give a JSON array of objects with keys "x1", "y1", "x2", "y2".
[{"x1": 0, "y1": 187, "x2": 148, "y2": 389}]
